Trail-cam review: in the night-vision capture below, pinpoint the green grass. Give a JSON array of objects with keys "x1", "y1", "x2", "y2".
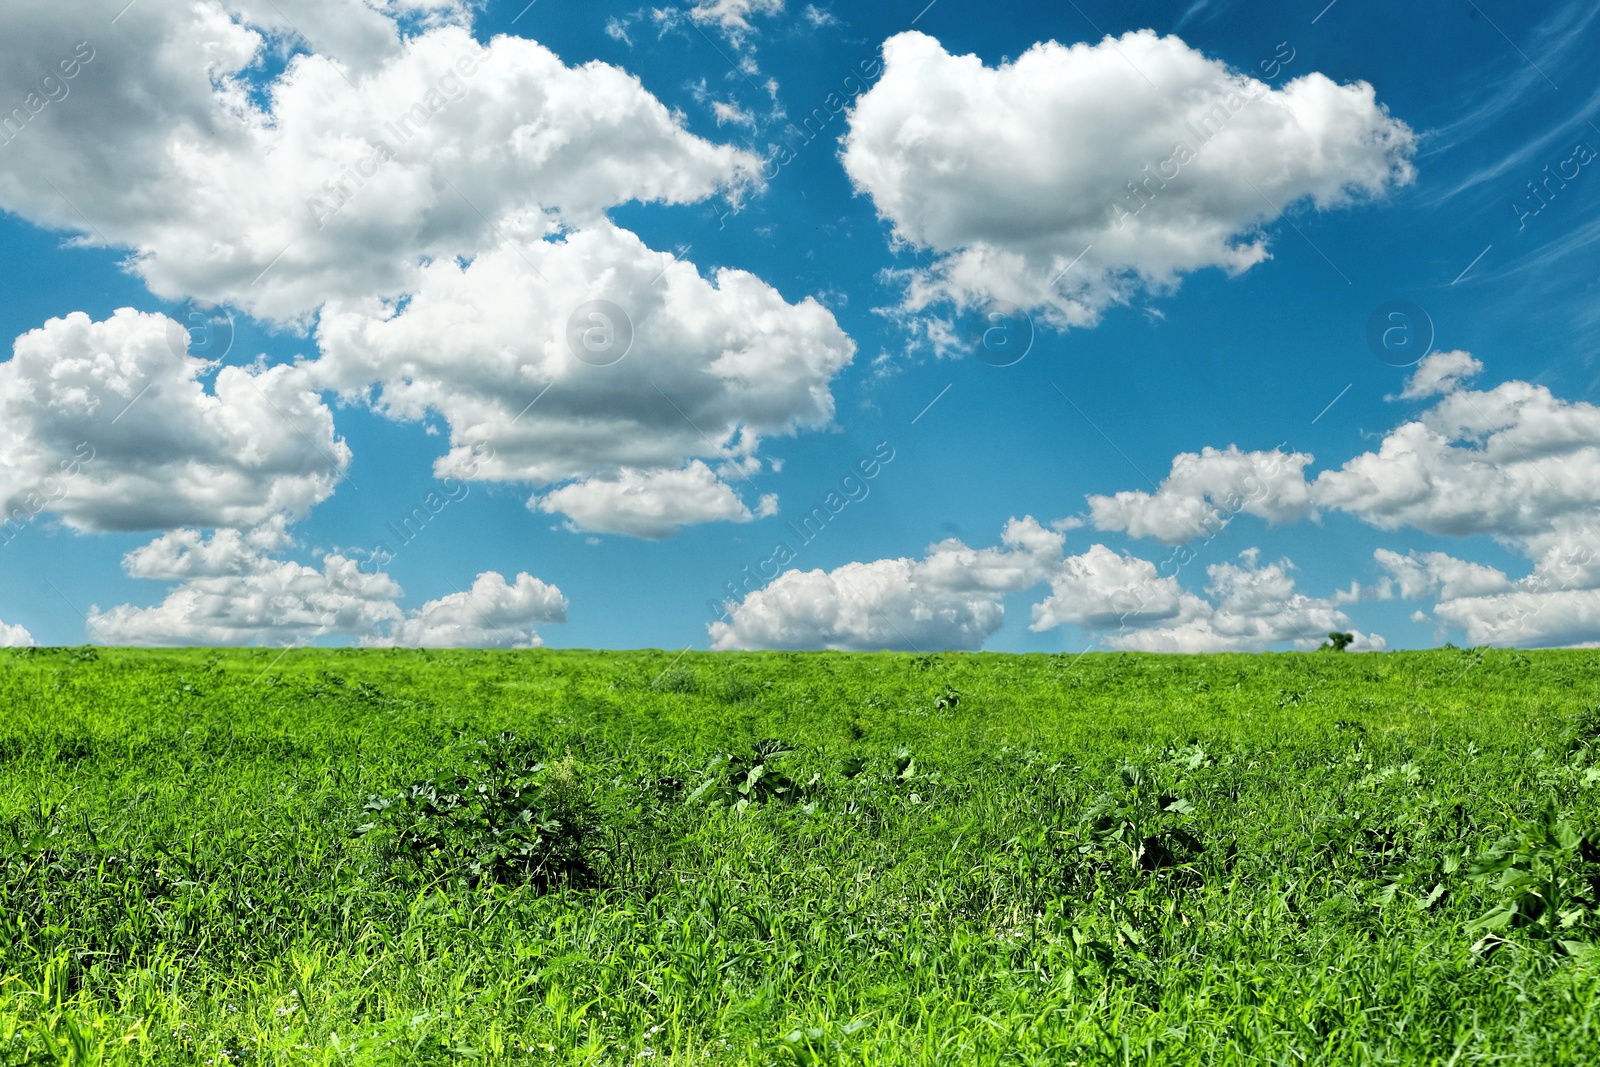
[{"x1": 4, "y1": 645, "x2": 1600, "y2": 1064}]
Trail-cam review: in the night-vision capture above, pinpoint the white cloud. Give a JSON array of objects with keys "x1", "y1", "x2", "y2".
[
  {"x1": 1373, "y1": 525, "x2": 1600, "y2": 650},
  {"x1": 122, "y1": 521, "x2": 295, "y2": 579},
  {"x1": 1090, "y1": 355, "x2": 1600, "y2": 561},
  {"x1": 1032, "y1": 545, "x2": 1379, "y2": 652},
  {"x1": 1149, "y1": 551, "x2": 1380, "y2": 653},
  {"x1": 1314, "y1": 376, "x2": 1600, "y2": 540},
  {"x1": 372, "y1": 570, "x2": 567, "y2": 648},
  {"x1": 222, "y1": 0, "x2": 471, "y2": 69},
  {"x1": 1086, "y1": 355, "x2": 1600, "y2": 647},
  {"x1": 1030, "y1": 543, "x2": 1192, "y2": 632},
  {"x1": 536, "y1": 462, "x2": 777, "y2": 539},
  {"x1": 712, "y1": 99, "x2": 756, "y2": 127},
  {"x1": 713, "y1": 516, "x2": 1382, "y2": 653},
  {"x1": 1431, "y1": 587, "x2": 1600, "y2": 649},
  {"x1": 1398, "y1": 349, "x2": 1483, "y2": 400},
  {"x1": 315, "y1": 221, "x2": 853, "y2": 536},
  {"x1": 0, "y1": 620, "x2": 34, "y2": 647},
  {"x1": 1520, "y1": 517, "x2": 1600, "y2": 592},
  {"x1": 0, "y1": 309, "x2": 347, "y2": 533},
  {"x1": 0, "y1": 9, "x2": 759, "y2": 321},
  {"x1": 2, "y1": 4, "x2": 851, "y2": 543},
  {"x1": 89, "y1": 540, "x2": 405, "y2": 646},
  {"x1": 802, "y1": 5, "x2": 839, "y2": 28},
  {"x1": 841, "y1": 30, "x2": 1415, "y2": 329},
  {"x1": 1371, "y1": 515, "x2": 1598, "y2": 647},
  {"x1": 666, "y1": 0, "x2": 785, "y2": 44},
  {"x1": 1087, "y1": 446, "x2": 1315, "y2": 544},
  {"x1": 89, "y1": 528, "x2": 566, "y2": 647},
  {"x1": 709, "y1": 516, "x2": 1063, "y2": 650},
  {"x1": 1373, "y1": 548, "x2": 1512, "y2": 601},
  {"x1": 912, "y1": 516, "x2": 1066, "y2": 594}
]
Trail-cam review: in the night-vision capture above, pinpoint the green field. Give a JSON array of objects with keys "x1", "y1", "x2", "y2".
[{"x1": 4, "y1": 647, "x2": 1600, "y2": 1065}]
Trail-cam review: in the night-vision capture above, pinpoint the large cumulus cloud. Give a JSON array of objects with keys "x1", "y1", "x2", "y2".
[
  {"x1": 0, "y1": 309, "x2": 346, "y2": 532},
  {"x1": 1, "y1": 2, "x2": 853, "y2": 546},
  {"x1": 315, "y1": 222, "x2": 853, "y2": 536},
  {"x1": 0, "y1": 7, "x2": 759, "y2": 322},
  {"x1": 842, "y1": 30, "x2": 1415, "y2": 329}
]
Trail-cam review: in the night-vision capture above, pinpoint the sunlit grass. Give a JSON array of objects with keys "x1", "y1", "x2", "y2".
[{"x1": 3, "y1": 646, "x2": 1600, "y2": 1063}]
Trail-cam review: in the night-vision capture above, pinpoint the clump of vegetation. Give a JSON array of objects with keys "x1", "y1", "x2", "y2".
[
  {"x1": 651, "y1": 666, "x2": 698, "y2": 693},
  {"x1": 1466, "y1": 807, "x2": 1600, "y2": 956},
  {"x1": 357, "y1": 733, "x2": 599, "y2": 889},
  {"x1": 1081, "y1": 761, "x2": 1207, "y2": 880},
  {"x1": 1565, "y1": 705, "x2": 1600, "y2": 752},
  {"x1": 688, "y1": 738, "x2": 819, "y2": 810},
  {"x1": 1320, "y1": 631, "x2": 1355, "y2": 651}
]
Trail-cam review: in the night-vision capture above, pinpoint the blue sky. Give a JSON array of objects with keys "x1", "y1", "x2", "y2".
[{"x1": 1, "y1": 0, "x2": 1598, "y2": 652}]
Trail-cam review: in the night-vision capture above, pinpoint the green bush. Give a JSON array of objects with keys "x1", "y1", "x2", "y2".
[
  {"x1": 1467, "y1": 807, "x2": 1600, "y2": 955},
  {"x1": 357, "y1": 734, "x2": 598, "y2": 889},
  {"x1": 687, "y1": 738, "x2": 819, "y2": 810}
]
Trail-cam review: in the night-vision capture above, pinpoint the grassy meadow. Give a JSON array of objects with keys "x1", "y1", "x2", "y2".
[{"x1": 3, "y1": 646, "x2": 1600, "y2": 1064}]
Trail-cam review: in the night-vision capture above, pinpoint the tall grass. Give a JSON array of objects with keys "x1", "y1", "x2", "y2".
[{"x1": 2, "y1": 646, "x2": 1599, "y2": 1063}]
